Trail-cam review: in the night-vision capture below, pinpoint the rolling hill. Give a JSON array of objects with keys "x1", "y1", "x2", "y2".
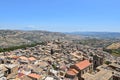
[
  {"x1": 66, "y1": 32, "x2": 120, "y2": 39},
  {"x1": 0, "y1": 30, "x2": 81, "y2": 48}
]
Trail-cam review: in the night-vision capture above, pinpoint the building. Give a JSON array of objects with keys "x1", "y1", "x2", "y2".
[
  {"x1": 65, "y1": 68, "x2": 79, "y2": 80},
  {"x1": 93, "y1": 55, "x2": 104, "y2": 70},
  {"x1": 4, "y1": 64, "x2": 18, "y2": 75},
  {"x1": 27, "y1": 73, "x2": 42, "y2": 80},
  {"x1": 82, "y1": 70, "x2": 113, "y2": 80},
  {"x1": 65, "y1": 60, "x2": 93, "y2": 80}
]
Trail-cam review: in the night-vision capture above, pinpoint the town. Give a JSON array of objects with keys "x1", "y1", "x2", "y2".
[
  {"x1": 0, "y1": 0, "x2": 120, "y2": 80},
  {"x1": 0, "y1": 39, "x2": 119, "y2": 80}
]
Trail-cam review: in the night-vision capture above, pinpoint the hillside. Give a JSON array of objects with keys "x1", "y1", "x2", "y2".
[
  {"x1": 107, "y1": 42, "x2": 120, "y2": 49},
  {"x1": 104, "y1": 42, "x2": 120, "y2": 57},
  {"x1": 0, "y1": 30, "x2": 81, "y2": 48},
  {"x1": 66, "y1": 32, "x2": 120, "y2": 39}
]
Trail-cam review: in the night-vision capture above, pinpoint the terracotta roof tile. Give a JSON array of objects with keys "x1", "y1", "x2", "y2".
[
  {"x1": 12, "y1": 56, "x2": 19, "y2": 59},
  {"x1": 19, "y1": 56, "x2": 28, "y2": 60},
  {"x1": 75, "y1": 60, "x2": 91, "y2": 70},
  {"x1": 28, "y1": 57, "x2": 36, "y2": 61},
  {"x1": 28, "y1": 73, "x2": 41, "y2": 79},
  {"x1": 66, "y1": 69, "x2": 78, "y2": 76}
]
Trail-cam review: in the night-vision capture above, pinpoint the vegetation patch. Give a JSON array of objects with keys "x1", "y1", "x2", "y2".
[
  {"x1": 103, "y1": 48, "x2": 120, "y2": 57},
  {"x1": 0, "y1": 42, "x2": 46, "y2": 52}
]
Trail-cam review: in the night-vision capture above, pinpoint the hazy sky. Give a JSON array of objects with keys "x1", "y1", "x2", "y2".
[{"x1": 0, "y1": 0, "x2": 120, "y2": 32}]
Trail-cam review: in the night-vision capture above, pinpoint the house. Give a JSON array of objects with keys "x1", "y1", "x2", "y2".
[
  {"x1": 0, "y1": 64, "x2": 8, "y2": 77},
  {"x1": 27, "y1": 73, "x2": 42, "y2": 80},
  {"x1": 0, "y1": 77, "x2": 6, "y2": 80},
  {"x1": 18, "y1": 56, "x2": 29, "y2": 64},
  {"x1": 6, "y1": 73, "x2": 17, "y2": 80},
  {"x1": 93, "y1": 55, "x2": 104, "y2": 70},
  {"x1": 44, "y1": 76, "x2": 54, "y2": 80},
  {"x1": 82, "y1": 70, "x2": 113, "y2": 80},
  {"x1": 17, "y1": 73, "x2": 32, "y2": 80},
  {"x1": 28, "y1": 57, "x2": 36, "y2": 64},
  {"x1": 109, "y1": 63, "x2": 120, "y2": 72},
  {"x1": 65, "y1": 60, "x2": 93, "y2": 80},
  {"x1": 49, "y1": 69, "x2": 58, "y2": 76},
  {"x1": 4, "y1": 64, "x2": 18, "y2": 75},
  {"x1": 72, "y1": 60, "x2": 93, "y2": 76},
  {"x1": 112, "y1": 72, "x2": 120, "y2": 80},
  {"x1": 65, "y1": 68, "x2": 79, "y2": 79},
  {"x1": 0, "y1": 56, "x2": 6, "y2": 64},
  {"x1": 58, "y1": 71, "x2": 66, "y2": 78}
]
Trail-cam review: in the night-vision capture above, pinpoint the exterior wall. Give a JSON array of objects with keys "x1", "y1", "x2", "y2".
[
  {"x1": 80, "y1": 65, "x2": 93, "y2": 76},
  {"x1": 67, "y1": 61, "x2": 93, "y2": 80},
  {"x1": 28, "y1": 77, "x2": 42, "y2": 80},
  {"x1": 108, "y1": 76, "x2": 113, "y2": 80},
  {"x1": 11, "y1": 66, "x2": 18, "y2": 74},
  {"x1": 65, "y1": 74, "x2": 76, "y2": 78},
  {"x1": 70, "y1": 63, "x2": 93, "y2": 76},
  {"x1": 0, "y1": 59, "x2": 4, "y2": 64},
  {"x1": 28, "y1": 77, "x2": 37, "y2": 80},
  {"x1": 113, "y1": 76, "x2": 120, "y2": 80},
  {"x1": 0, "y1": 71, "x2": 4, "y2": 77},
  {"x1": 70, "y1": 65, "x2": 80, "y2": 72},
  {"x1": 93, "y1": 55, "x2": 103, "y2": 70}
]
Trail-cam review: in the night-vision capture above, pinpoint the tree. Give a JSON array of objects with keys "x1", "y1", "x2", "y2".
[{"x1": 105, "y1": 61, "x2": 111, "y2": 65}]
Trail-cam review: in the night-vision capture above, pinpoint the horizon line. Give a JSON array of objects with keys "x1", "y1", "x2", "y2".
[{"x1": 0, "y1": 29, "x2": 120, "y2": 33}]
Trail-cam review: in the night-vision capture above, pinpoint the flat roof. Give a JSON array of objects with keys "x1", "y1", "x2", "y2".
[
  {"x1": 109, "y1": 63, "x2": 120, "y2": 68},
  {"x1": 5, "y1": 64, "x2": 18, "y2": 69},
  {"x1": 82, "y1": 70, "x2": 113, "y2": 80}
]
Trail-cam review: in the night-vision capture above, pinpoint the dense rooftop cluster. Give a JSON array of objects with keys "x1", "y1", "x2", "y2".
[{"x1": 0, "y1": 40, "x2": 120, "y2": 80}]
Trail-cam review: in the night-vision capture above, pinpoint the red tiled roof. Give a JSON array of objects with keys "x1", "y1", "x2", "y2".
[
  {"x1": 19, "y1": 56, "x2": 28, "y2": 60},
  {"x1": 75, "y1": 60, "x2": 91, "y2": 70},
  {"x1": 12, "y1": 56, "x2": 19, "y2": 59},
  {"x1": 66, "y1": 69, "x2": 79, "y2": 76},
  {"x1": 28, "y1": 57, "x2": 36, "y2": 61},
  {"x1": 28, "y1": 73, "x2": 41, "y2": 79}
]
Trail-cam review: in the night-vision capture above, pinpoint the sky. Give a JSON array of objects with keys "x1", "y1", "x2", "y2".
[{"x1": 0, "y1": 0, "x2": 120, "y2": 32}]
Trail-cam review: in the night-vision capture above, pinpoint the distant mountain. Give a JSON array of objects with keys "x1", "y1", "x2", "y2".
[
  {"x1": 66, "y1": 32, "x2": 120, "y2": 39},
  {"x1": 0, "y1": 30, "x2": 81, "y2": 48}
]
